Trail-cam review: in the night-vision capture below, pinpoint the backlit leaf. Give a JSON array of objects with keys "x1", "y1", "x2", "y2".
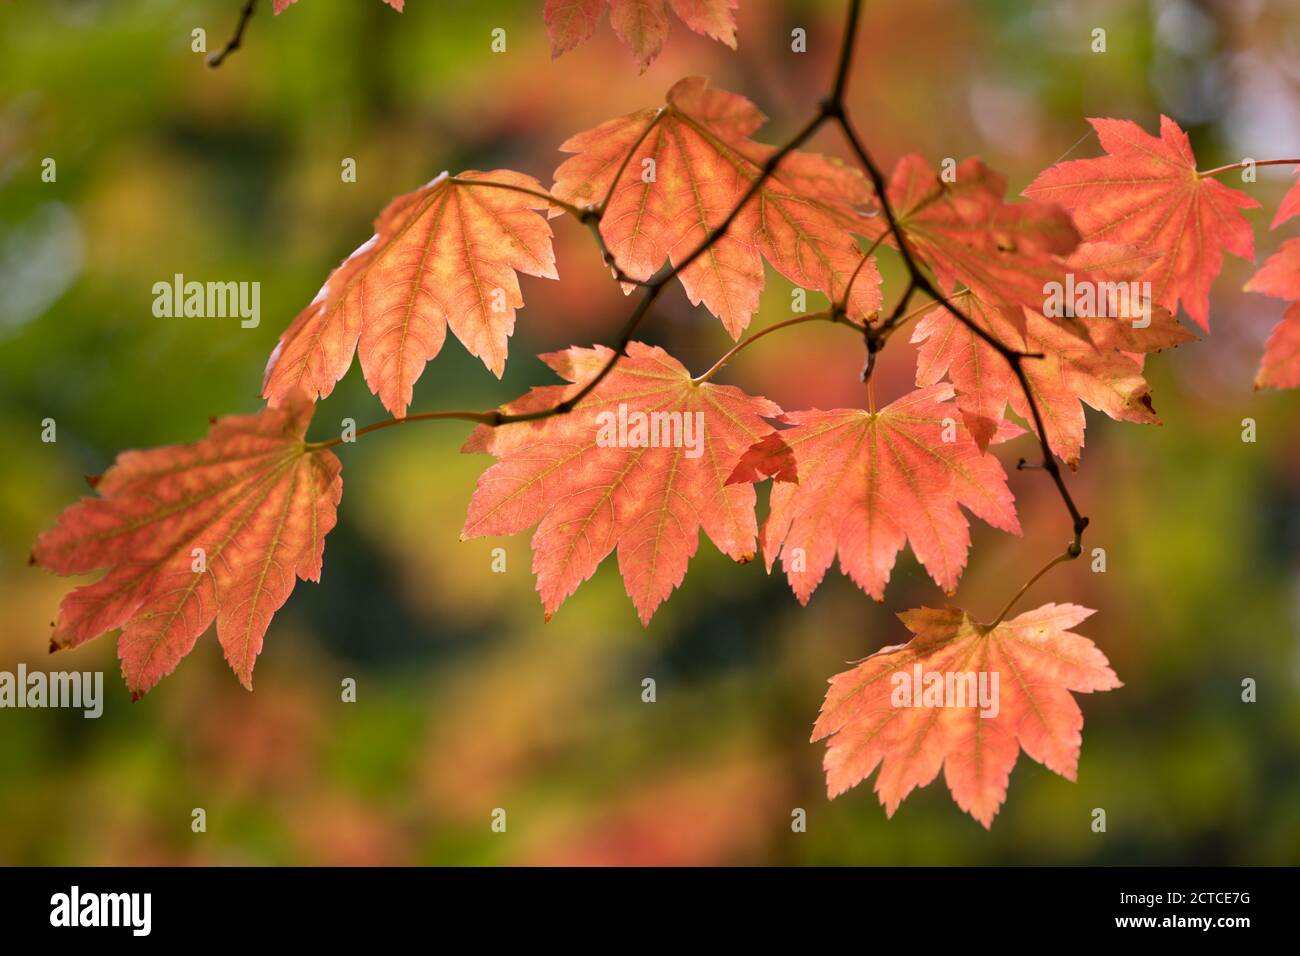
[
  {"x1": 33, "y1": 394, "x2": 343, "y2": 695},
  {"x1": 812, "y1": 602, "x2": 1120, "y2": 827},
  {"x1": 744, "y1": 385, "x2": 1021, "y2": 603},
  {"x1": 462, "y1": 342, "x2": 780, "y2": 624},
  {"x1": 552, "y1": 76, "x2": 881, "y2": 337},
  {"x1": 1024, "y1": 116, "x2": 1259, "y2": 331}
]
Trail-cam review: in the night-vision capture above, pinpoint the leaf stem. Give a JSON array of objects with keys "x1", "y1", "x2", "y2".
[
  {"x1": 452, "y1": 176, "x2": 586, "y2": 219},
  {"x1": 1199, "y1": 158, "x2": 1300, "y2": 178},
  {"x1": 692, "y1": 310, "x2": 852, "y2": 385},
  {"x1": 989, "y1": 548, "x2": 1076, "y2": 628}
]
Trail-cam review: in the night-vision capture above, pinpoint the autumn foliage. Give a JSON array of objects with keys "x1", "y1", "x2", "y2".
[{"x1": 32, "y1": 1, "x2": 1300, "y2": 827}]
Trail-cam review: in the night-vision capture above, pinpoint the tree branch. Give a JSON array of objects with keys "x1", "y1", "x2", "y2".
[
  {"x1": 314, "y1": 5, "x2": 861, "y2": 446},
  {"x1": 832, "y1": 113, "x2": 1089, "y2": 555},
  {"x1": 314, "y1": 0, "x2": 1092, "y2": 602}
]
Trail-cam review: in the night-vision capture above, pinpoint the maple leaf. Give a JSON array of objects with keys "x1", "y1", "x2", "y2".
[
  {"x1": 551, "y1": 76, "x2": 882, "y2": 338},
  {"x1": 912, "y1": 244, "x2": 1195, "y2": 463},
  {"x1": 544, "y1": 0, "x2": 738, "y2": 70},
  {"x1": 274, "y1": 0, "x2": 403, "y2": 13},
  {"x1": 544, "y1": 0, "x2": 608, "y2": 56},
  {"x1": 812, "y1": 602, "x2": 1120, "y2": 827},
  {"x1": 741, "y1": 385, "x2": 1021, "y2": 604},
  {"x1": 32, "y1": 394, "x2": 342, "y2": 696},
  {"x1": 1024, "y1": 116, "x2": 1260, "y2": 331},
  {"x1": 262, "y1": 171, "x2": 558, "y2": 418},
  {"x1": 1245, "y1": 237, "x2": 1300, "y2": 389},
  {"x1": 1246, "y1": 237, "x2": 1300, "y2": 302},
  {"x1": 1271, "y1": 166, "x2": 1300, "y2": 230},
  {"x1": 867, "y1": 154, "x2": 1080, "y2": 321},
  {"x1": 461, "y1": 342, "x2": 781, "y2": 625}
]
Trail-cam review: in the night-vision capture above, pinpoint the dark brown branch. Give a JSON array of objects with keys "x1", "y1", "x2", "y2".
[
  {"x1": 832, "y1": 113, "x2": 1089, "y2": 555},
  {"x1": 323, "y1": 0, "x2": 1091, "y2": 589},
  {"x1": 207, "y1": 0, "x2": 257, "y2": 69},
  {"x1": 318, "y1": 0, "x2": 859, "y2": 444}
]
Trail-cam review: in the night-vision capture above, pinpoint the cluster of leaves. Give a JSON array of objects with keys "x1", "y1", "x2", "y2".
[
  {"x1": 545, "y1": 0, "x2": 739, "y2": 70},
  {"x1": 34, "y1": 2, "x2": 1298, "y2": 825}
]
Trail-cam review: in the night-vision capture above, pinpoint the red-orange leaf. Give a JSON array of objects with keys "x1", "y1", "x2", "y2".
[
  {"x1": 544, "y1": 0, "x2": 607, "y2": 56},
  {"x1": 551, "y1": 77, "x2": 881, "y2": 338},
  {"x1": 868, "y1": 154, "x2": 1080, "y2": 321},
  {"x1": 812, "y1": 602, "x2": 1120, "y2": 827},
  {"x1": 1024, "y1": 116, "x2": 1259, "y2": 331},
  {"x1": 544, "y1": 0, "x2": 738, "y2": 70},
  {"x1": 274, "y1": 0, "x2": 402, "y2": 12},
  {"x1": 263, "y1": 171, "x2": 558, "y2": 418},
  {"x1": 1271, "y1": 167, "x2": 1300, "y2": 229},
  {"x1": 1253, "y1": 304, "x2": 1300, "y2": 390},
  {"x1": 912, "y1": 245, "x2": 1194, "y2": 464},
  {"x1": 32, "y1": 394, "x2": 342, "y2": 696},
  {"x1": 1245, "y1": 237, "x2": 1300, "y2": 389},
  {"x1": 461, "y1": 342, "x2": 780, "y2": 624},
  {"x1": 747, "y1": 385, "x2": 1021, "y2": 604}
]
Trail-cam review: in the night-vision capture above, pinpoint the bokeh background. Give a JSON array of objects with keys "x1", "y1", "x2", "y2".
[{"x1": 1, "y1": 0, "x2": 1298, "y2": 865}]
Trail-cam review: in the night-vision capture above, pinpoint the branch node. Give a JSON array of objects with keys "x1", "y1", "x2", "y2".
[{"x1": 818, "y1": 97, "x2": 844, "y2": 119}]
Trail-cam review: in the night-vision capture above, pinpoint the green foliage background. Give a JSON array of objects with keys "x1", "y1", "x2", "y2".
[{"x1": 0, "y1": 0, "x2": 1297, "y2": 864}]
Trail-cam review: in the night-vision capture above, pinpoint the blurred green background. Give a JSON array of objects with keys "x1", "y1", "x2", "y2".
[{"x1": 1, "y1": 0, "x2": 1298, "y2": 865}]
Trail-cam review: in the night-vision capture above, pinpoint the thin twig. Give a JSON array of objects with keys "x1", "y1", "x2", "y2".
[{"x1": 207, "y1": 0, "x2": 257, "y2": 69}]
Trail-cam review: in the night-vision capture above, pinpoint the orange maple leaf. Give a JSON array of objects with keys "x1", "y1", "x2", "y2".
[
  {"x1": 1024, "y1": 116, "x2": 1259, "y2": 331},
  {"x1": 551, "y1": 76, "x2": 882, "y2": 338},
  {"x1": 274, "y1": 0, "x2": 402, "y2": 13},
  {"x1": 32, "y1": 394, "x2": 342, "y2": 696},
  {"x1": 262, "y1": 170, "x2": 558, "y2": 418},
  {"x1": 741, "y1": 385, "x2": 1021, "y2": 604},
  {"x1": 1271, "y1": 167, "x2": 1300, "y2": 229},
  {"x1": 868, "y1": 154, "x2": 1080, "y2": 321},
  {"x1": 1245, "y1": 238, "x2": 1300, "y2": 390},
  {"x1": 812, "y1": 602, "x2": 1121, "y2": 827},
  {"x1": 912, "y1": 244, "x2": 1195, "y2": 464},
  {"x1": 544, "y1": 0, "x2": 738, "y2": 70},
  {"x1": 461, "y1": 342, "x2": 781, "y2": 625}
]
